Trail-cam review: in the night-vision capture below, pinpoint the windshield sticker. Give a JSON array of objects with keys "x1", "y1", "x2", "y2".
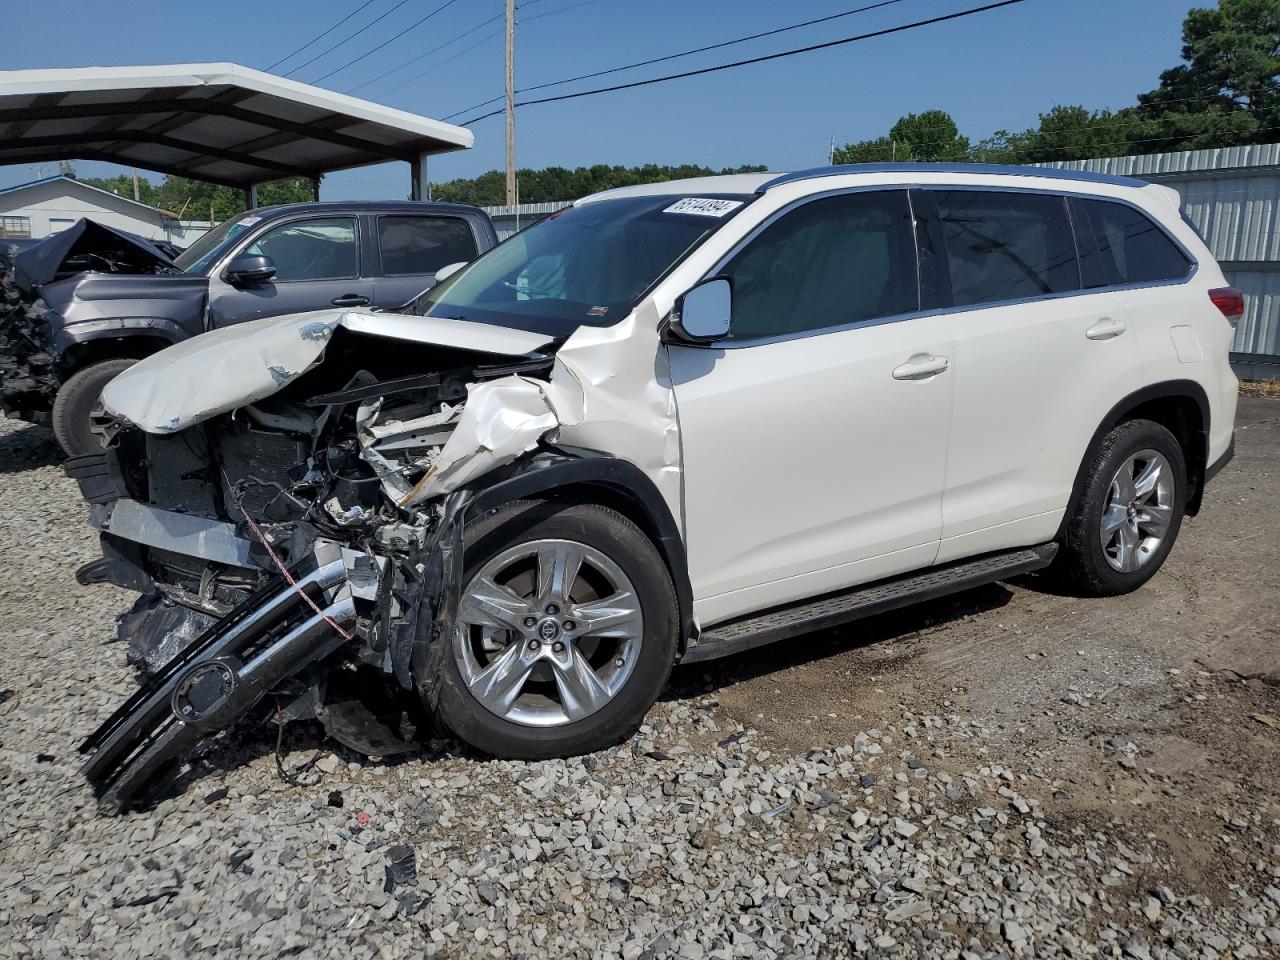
[
  {"x1": 587, "y1": 305, "x2": 609, "y2": 317},
  {"x1": 663, "y1": 197, "x2": 743, "y2": 218},
  {"x1": 236, "y1": 215, "x2": 262, "y2": 227}
]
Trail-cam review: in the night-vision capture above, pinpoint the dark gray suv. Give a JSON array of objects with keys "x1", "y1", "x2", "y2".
[{"x1": 0, "y1": 200, "x2": 497, "y2": 455}]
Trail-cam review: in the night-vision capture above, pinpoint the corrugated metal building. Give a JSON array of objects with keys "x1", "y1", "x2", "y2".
[{"x1": 1038, "y1": 144, "x2": 1280, "y2": 373}]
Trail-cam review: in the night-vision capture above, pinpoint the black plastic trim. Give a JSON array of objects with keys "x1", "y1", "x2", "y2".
[
  {"x1": 684, "y1": 544, "x2": 1058, "y2": 663},
  {"x1": 465, "y1": 449, "x2": 695, "y2": 651},
  {"x1": 1057, "y1": 379, "x2": 1211, "y2": 538}
]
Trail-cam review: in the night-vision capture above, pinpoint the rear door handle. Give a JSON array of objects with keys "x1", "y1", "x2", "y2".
[
  {"x1": 1086, "y1": 316, "x2": 1127, "y2": 340},
  {"x1": 331, "y1": 294, "x2": 370, "y2": 307},
  {"x1": 892, "y1": 353, "x2": 950, "y2": 381}
]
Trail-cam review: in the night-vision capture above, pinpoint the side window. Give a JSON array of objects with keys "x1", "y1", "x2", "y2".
[
  {"x1": 934, "y1": 191, "x2": 1078, "y2": 307},
  {"x1": 377, "y1": 216, "x2": 478, "y2": 276},
  {"x1": 244, "y1": 217, "x2": 358, "y2": 281},
  {"x1": 723, "y1": 190, "x2": 917, "y2": 340},
  {"x1": 1073, "y1": 198, "x2": 1190, "y2": 287}
]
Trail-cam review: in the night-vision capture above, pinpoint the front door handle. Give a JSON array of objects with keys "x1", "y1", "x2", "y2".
[
  {"x1": 1086, "y1": 316, "x2": 1127, "y2": 340},
  {"x1": 331, "y1": 294, "x2": 370, "y2": 307},
  {"x1": 892, "y1": 353, "x2": 950, "y2": 381}
]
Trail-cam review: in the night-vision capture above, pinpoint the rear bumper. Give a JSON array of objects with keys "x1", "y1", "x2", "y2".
[{"x1": 1205, "y1": 432, "x2": 1235, "y2": 486}]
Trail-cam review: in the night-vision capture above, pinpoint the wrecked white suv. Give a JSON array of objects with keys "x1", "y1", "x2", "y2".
[{"x1": 69, "y1": 164, "x2": 1238, "y2": 811}]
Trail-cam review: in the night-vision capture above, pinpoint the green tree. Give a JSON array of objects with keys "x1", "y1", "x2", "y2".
[
  {"x1": 1016, "y1": 106, "x2": 1133, "y2": 163},
  {"x1": 831, "y1": 136, "x2": 914, "y2": 164},
  {"x1": 889, "y1": 110, "x2": 970, "y2": 162},
  {"x1": 430, "y1": 163, "x2": 767, "y2": 205}
]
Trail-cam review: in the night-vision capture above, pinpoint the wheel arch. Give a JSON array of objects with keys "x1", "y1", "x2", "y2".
[
  {"x1": 466, "y1": 448, "x2": 695, "y2": 653},
  {"x1": 59, "y1": 330, "x2": 176, "y2": 375},
  {"x1": 1058, "y1": 380, "x2": 1211, "y2": 540}
]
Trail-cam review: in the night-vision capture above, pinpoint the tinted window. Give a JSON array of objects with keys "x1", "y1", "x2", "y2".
[
  {"x1": 378, "y1": 216, "x2": 478, "y2": 275},
  {"x1": 421, "y1": 194, "x2": 745, "y2": 338},
  {"x1": 935, "y1": 191, "x2": 1078, "y2": 307},
  {"x1": 245, "y1": 217, "x2": 358, "y2": 281},
  {"x1": 1074, "y1": 198, "x2": 1189, "y2": 287},
  {"x1": 723, "y1": 190, "x2": 917, "y2": 340}
]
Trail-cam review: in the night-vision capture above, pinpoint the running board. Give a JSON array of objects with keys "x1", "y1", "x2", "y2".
[{"x1": 682, "y1": 543, "x2": 1058, "y2": 664}]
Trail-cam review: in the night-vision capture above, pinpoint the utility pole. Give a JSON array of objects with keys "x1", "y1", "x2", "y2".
[
  {"x1": 132, "y1": 167, "x2": 140, "y2": 202},
  {"x1": 504, "y1": 0, "x2": 516, "y2": 206},
  {"x1": 829, "y1": 135, "x2": 835, "y2": 166}
]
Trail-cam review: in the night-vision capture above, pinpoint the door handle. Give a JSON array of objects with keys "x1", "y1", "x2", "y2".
[
  {"x1": 331, "y1": 294, "x2": 370, "y2": 307},
  {"x1": 1086, "y1": 316, "x2": 1127, "y2": 340},
  {"x1": 892, "y1": 353, "x2": 950, "y2": 381}
]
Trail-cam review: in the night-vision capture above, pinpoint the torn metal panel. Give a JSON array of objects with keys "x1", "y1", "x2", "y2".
[
  {"x1": 401, "y1": 375, "x2": 571, "y2": 504},
  {"x1": 100, "y1": 308, "x2": 556, "y2": 434}
]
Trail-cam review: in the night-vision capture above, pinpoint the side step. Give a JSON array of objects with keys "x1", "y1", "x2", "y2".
[{"x1": 682, "y1": 543, "x2": 1058, "y2": 664}]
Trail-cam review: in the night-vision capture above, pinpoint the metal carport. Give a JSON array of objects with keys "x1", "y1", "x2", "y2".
[{"x1": 0, "y1": 62, "x2": 472, "y2": 204}]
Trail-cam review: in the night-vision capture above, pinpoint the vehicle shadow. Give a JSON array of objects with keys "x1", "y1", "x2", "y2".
[
  {"x1": 135, "y1": 582, "x2": 1021, "y2": 809},
  {"x1": 662, "y1": 582, "x2": 1016, "y2": 702},
  {"x1": 0, "y1": 422, "x2": 61, "y2": 474}
]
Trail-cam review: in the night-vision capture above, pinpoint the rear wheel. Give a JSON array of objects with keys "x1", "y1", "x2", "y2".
[
  {"x1": 1057, "y1": 418, "x2": 1187, "y2": 596},
  {"x1": 51, "y1": 357, "x2": 135, "y2": 458},
  {"x1": 434, "y1": 500, "x2": 678, "y2": 759}
]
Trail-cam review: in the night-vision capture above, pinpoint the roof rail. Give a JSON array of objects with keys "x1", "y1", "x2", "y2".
[{"x1": 758, "y1": 162, "x2": 1148, "y2": 192}]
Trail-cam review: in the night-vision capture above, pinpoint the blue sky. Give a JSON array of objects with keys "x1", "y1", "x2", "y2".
[{"x1": 2, "y1": 0, "x2": 1196, "y2": 200}]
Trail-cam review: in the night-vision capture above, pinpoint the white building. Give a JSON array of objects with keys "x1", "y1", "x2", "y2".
[{"x1": 0, "y1": 175, "x2": 180, "y2": 242}]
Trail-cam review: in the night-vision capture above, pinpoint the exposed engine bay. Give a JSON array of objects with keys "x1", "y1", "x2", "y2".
[{"x1": 70, "y1": 316, "x2": 570, "y2": 811}]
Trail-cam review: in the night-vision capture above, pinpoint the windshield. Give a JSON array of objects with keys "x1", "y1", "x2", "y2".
[
  {"x1": 173, "y1": 214, "x2": 264, "y2": 274},
  {"x1": 418, "y1": 194, "x2": 751, "y2": 337}
]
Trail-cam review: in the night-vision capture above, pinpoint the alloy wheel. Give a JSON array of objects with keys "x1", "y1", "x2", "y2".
[
  {"x1": 1100, "y1": 448, "x2": 1175, "y2": 573},
  {"x1": 453, "y1": 538, "x2": 644, "y2": 727}
]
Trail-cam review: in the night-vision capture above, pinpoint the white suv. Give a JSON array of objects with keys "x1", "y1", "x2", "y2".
[{"x1": 71, "y1": 164, "x2": 1238, "y2": 809}]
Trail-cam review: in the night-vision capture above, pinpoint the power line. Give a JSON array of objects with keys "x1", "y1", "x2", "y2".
[
  {"x1": 460, "y1": 0, "x2": 1028, "y2": 125},
  {"x1": 372, "y1": 28, "x2": 506, "y2": 100},
  {"x1": 285, "y1": 0, "x2": 413, "y2": 78},
  {"x1": 265, "y1": 0, "x2": 382, "y2": 72},
  {"x1": 520, "y1": 0, "x2": 608, "y2": 22},
  {"x1": 347, "y1": 9, "x2": 506, "y2": 93},
  {"x1": 443, "y1": 0, "x2": 909, "y2": 122},
  {"x1": 312, "y1": 0, "x2": 464, "y2": 84}
]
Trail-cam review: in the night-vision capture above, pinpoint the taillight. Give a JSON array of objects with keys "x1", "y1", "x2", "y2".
[{"x1": 1209, "y1": 286, "x2": 1244, "y2": 327}]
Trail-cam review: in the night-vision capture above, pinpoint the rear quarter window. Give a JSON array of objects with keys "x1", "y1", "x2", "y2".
[{"x1": 1072, "y1": 198, "x2": 1190, "y2": 287}]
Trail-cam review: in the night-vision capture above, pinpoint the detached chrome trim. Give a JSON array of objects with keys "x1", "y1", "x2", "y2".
[{"x1": 100, "y1": 499, "x2": 255, "y2": 568}]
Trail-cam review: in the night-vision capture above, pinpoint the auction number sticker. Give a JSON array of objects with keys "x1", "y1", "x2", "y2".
[{"x1": 663, "y1": 198, "x2": 743, "y2": 217}]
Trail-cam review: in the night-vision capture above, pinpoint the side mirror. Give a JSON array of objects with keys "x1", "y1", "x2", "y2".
[
  {"x1": 669, "y1": 277, "x2": 731, "y2": 343},
  {"x1": 225, "y1": 254, "x2": 276, "y2": 285},
  {"x1": 434, "y1": 261, "x2": 468, "y2": 283}
]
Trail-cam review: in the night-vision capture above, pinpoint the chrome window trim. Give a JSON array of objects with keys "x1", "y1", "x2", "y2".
[{"x1": 688, "y1": 182, "x2": 1198, "y2": 351}]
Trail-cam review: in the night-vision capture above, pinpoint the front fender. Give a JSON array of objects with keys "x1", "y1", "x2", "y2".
[
  {"x1": 467, "y1": 448, "x2": 696, "y2": 652},
  {"x1": 52, "y1": 317, "x2": 187, "y2": 354}
]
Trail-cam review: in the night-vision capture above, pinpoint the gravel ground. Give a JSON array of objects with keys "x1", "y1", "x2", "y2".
[{"x1": 1, "y1": 397, "x2": 1277, "y2": 959}]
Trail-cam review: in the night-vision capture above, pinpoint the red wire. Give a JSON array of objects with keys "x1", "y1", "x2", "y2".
[{"x1": 240, "y1": 506, "x2": 354, "y2": 642}]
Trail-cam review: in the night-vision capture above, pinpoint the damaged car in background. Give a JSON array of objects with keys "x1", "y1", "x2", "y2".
[
  {"x1": 0, "y1": 202, "x2": 496, "y2": 457},
  {"x1": 69, "y1": 165, "x2": 1238, "y2": 812}
]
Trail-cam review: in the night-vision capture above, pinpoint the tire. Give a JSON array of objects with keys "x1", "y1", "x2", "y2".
[
  {"x1": 1057, "y1": 418, "x2": 1187, "y2": 596},
  {"x1": 435, "y1": 499, "x2": 679, "y2": 760},
  {"x1": 51, "y1": 358, "x2": 136, "y2": 458}
]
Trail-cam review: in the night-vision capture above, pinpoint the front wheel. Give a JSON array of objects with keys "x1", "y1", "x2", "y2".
[
  {"x1": 51, "y1": 357, "x2": 135, "y2": 458},
  {"x1": 434, "y1": 500, "x2": 679, "y2": 759},
  {"x1": 1057, "y1": 418, "x2": 1187, "y2": 596}
]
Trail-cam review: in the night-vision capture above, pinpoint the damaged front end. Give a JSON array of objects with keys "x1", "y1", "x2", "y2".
[
  {"x1": 1, "y1": 221, "x2": 180, "y2": 419},
  {"x1": 69, "y1": 309, "x2": 570, "y2": 811}
]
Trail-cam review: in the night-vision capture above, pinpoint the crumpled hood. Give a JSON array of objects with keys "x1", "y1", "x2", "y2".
[{"x1": 101, "y1": 308, "x2": 555, "y2": 434}]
